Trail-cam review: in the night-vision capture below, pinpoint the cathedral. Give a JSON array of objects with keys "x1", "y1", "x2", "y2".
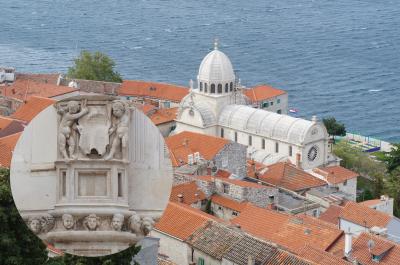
[{"x1": 173, "y1": 42, "x2": 338, "y2": 170}]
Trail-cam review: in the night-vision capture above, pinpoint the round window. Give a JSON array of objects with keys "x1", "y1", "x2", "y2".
[{"x1": 307, "y1": 146, "x2": 318, "y2": 161}]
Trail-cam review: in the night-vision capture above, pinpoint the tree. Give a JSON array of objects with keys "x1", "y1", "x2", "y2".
[
  {"x1": 383, "y1": 167, "x2": 400, "y2": 217},
  {"x1": 0, "y1": 168, "x2": 49, "y2": 265},
  {"x1": 382, "y1": 143, "x2": 400, "y2": 173},
  {"x1": 323, "y1": 117, "x2": 346, "y2": 141},
  {"x1": 67, "y1": 51, "x2": 122, "y2": 83}
]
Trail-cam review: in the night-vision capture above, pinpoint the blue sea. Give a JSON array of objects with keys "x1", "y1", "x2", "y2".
[{"x1": 1, "y1": 0, "x2": 400, "y2": 142}]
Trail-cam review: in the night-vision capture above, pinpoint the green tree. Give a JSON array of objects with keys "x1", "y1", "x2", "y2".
[
  {"x1": 0, "y1": 168, "x2": 49, "y2": 265},
  {"x1": 383, "y1": 167, "x2": 400, "y2": 217},
  {"x1": 323, "y1": 117, "x2": 346, "y2": 141},
  {"x1": 382, "y1": 143, "x2": 400, "y2": 173},
  {"x1": 67, "y1": 51, "x2": 122, "y2": 82}
]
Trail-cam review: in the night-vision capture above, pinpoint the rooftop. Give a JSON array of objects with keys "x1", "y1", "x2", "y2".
[
  {"x1": 169, "y1": 181, "x2": 206, "y2": 205},
  {"x1": 149, "y1": 107, "x2": 178, "y2": 125},
  {"x1": 340, "y1": 201, "x2": 392, "y2": 228},
  {"x1": 297, "y1": 245, "x2": 351, "y2": 265},
  {"x1": 315, "y1": 166, "x2": 359, "y2": 184},
  {"x1": 11, "y1": 96, "x2": 55, "y2": 122},
  {"x1": 319, "y1": 205, "x2": 344, "y2": 226},
  {"x1": 0, "y1": 132, "x2": 21, "y2": 168},
  {"x1": 119, "y1": 80, "x2": 189, "y2": 102},
  {"x1": 243, "y1": 84, "x2": 286, "y2": 103},
  {"x1": 211, "y1": 194, "x2": 249, "y2": 212}
]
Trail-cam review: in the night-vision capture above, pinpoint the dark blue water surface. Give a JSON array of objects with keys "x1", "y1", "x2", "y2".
[{"x1": 1, "y1": 0, "x2": 400, "y2": 142}]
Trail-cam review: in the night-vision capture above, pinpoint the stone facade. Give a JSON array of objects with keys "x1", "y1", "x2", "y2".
[{"x1": 214, "y1": 142, "x2": 247, "y2": 178}]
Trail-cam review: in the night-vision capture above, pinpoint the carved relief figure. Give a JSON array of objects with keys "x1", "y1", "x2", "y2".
[
  {"x1": 62, "y1": 214, "x2": 75, "y2": 230},
  {"x1": 128, "y1": 212, "x2": 141, "y2": 234},
  {"x1": 141, "y1": 217, "x2": 155, "y2": 236},
  {"x1": 84, "y1": 214, "x2": 100, "y2": 231},
  {"x1": 28, "y1": 217, "x2": 42, "y2": 234},
  {"x1": 41, "y1": 215, "x2": 55, "y2": 233},
  {"x1": 111, "y1": 213, "x2": 124, "y2": 231},
  {"x1": 105, "y1": 100, "x2": 129, "y2": 161},
  {"x1": 57, "y1": 100, "x2": 89, "y2": 160}
]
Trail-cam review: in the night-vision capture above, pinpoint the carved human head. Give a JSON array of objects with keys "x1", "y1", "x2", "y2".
[
  {"x1": 67, "y1": 100, "x2": 80, "y2": 114},
  {"x1": 111, "y1": 101, "x2": 126, "y2": 118},
  {"x1": 111, "y1": 213, "x2": 124, "y2": 231},
  {"x1": 141, "y1": 217, "x2": 155, "y2": 236},
  {"x1": 84, "y1": 214, "x2": 100, "y2": 231},
  {"x1": 128, "y1": 212, "x2": 141, "y2": 233},
  {"x1": 28, "y1": 217, "x2": 42, "y2": 234},
  {"x1": 62, "y1": 214, "x2": 74, "y2": 230}
]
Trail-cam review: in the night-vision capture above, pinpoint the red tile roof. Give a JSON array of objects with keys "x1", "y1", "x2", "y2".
[
  {"x1": 119, "y1": 80, "x2": 189, "y2": 102},
  {"x1": 211, "y1": 195, "x2": 248, "y2": 212},
  {"x1": 0, "y1": 79, "x2": 76, "y2": 101},
  {"x1": 11, "y1": 96, "x2": 55, "y2": 122},
  {"x1": 166, "y1": 131, "x2": 229, "y2": 167},
  {"x1": 0, "y1": 132, "x2": 21, "y2": 168},
  {"x1": 359, "y1": 199, "x2": 383, "y2": 207},
  {"x1": 136, "y1": 104, "x2": 157, "y2": 115},
  {"x1": 169, "y1": 181, "x2": 206, "y2": 205},
  {"x1": 0, "y1": 120, "x2": 25, "y2": 138},
  {"x1": 297, "y1": 245, "x2": 351, "y2": 265},
  {"x1": 243, "y1": 85, "x2": 286, "y2": 103},
  {"x1": 258, "y1": 162, "x2": 326, "y2": 191},
  {"x1": 149, "y1": 107, "x2": 178, "y2": 125},
  {"x1": 16, "y1": 73, "x2": 61, "y2": 85},
  {"x1": 340, "y1": 201, "x2": 392, "y2": 228},
  {"x1": 154, "y1": 202, "x2": 219, "y2": 241},
  {"x1": 319, "y1": 205, "x2": 344, "y2": 226},
  {"x1": 352, "y1": 232, "x2": 400, "y2": 265},
  {"x1": 232, "y1": 204, "x2": 343, "y2": 254},
  {"x1": 316, "y1": 166, "x2": 359, "y2": 184},
  {"x1": 0, "y1": 116, "x2": 14, "y2": 130}
]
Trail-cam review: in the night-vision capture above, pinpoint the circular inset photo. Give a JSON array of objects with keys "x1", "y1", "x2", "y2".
[{"x1": 10, "y1": 95, "x2": 173, "y2": 257}]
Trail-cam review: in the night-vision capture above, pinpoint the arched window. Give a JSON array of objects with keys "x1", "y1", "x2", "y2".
[
  {"x1": 218, "y1": 84, "x2": 222, "y2": 93},
  {"x1": 248, "y1": 135, "x2": 252, "y2": 146},
  {"x1": 234, "y1": 132, "x2": 238, "y2": 142},
  {"x1": 230, "y1": 82, "x2": 233, "y2": 91},
  {"x1": 205, "y1": 83, "x2": 208, "y2": 93},
  {"x1": 262, "y1": 139, "x2": 265, "y2": 149},
  {"x1": 211, "y1": 84, "x2": 215, "y2": 93},
  {"x1": 220, "y1": 128, "x2": 224, "y2": 138},
  {"x1": 225, "y1": 83, "x2": 228, "y2": 93},
  {"x1": 199, "y1": 82, "x2": 203, "y2": 92}
]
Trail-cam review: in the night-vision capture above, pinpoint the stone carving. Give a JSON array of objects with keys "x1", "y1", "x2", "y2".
[
  {"x1": 57, "y1": 100, "x2": 89, "y2": 160},
  {"x1": 84, "y1": 214, "x2": 100, "y2": 231},
  {"x1": 111, "y1": 213, "x2": 124, "y2": 231},
  {"x1": 28, "y1": 217, "x2": 42, "y2": 234},
  {"x1": 105, "y1": 100, "x2": 129, "y2": 161},
  {"x1": 128, "y1": 212, "x2": 142, "y2": 234},
  {"x1": 141, "y1": 216, "x2": 155, "y2": 236},
  {"x1": 41, "y1": 215, "x2": 55, "y2": 233},
  {"x1": 62, "y1": 214, "x2": 75, "y2": 230}
]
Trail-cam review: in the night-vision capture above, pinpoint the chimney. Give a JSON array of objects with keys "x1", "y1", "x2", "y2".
[
  {"x1": 296, "y1": 153, "x2": 302, "y2": 169},
  {"x1": 344, "y1": 229, "x2": 352, "y2": 258},
  {"x1": 267, "y1": 195, "x2": 276, "y2": 210},
  {"x1": 177, "y1": 194, "x2": 184, "y2": 203},
  {"x1": 312, "y1": 115, "x2": 318, "y2": 123},
  {"x1": 247, "y1": 255, "x2": 255, "y2": 265}
]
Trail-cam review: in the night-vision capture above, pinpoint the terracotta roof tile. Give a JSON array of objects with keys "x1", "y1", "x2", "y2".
[
  {"x1": 0, "y1": 120, "x2": 25, "y2": 138},
  {"x1": 215, "y1": 169, "x2": 232, "y2": 178},
  {"x1": 11, "y1": 96, "x2": 55, "y2": 122},
  {"x1": 317, "y1": 166, "x2": 359, "y2": 184},
  {"x1": 166, "y1": 131, "x2": 229, "y2": 167},
  {"x1": 352, "y1": 232, "x2": 400, "y2": 265},
  {"x1": 0, "y1": 116, "x2": 14, "y2": 130},
  {"x1": 231, "y1": 204, "x2": 343, "y2": 254},
  {"x1": 119, "y1": 80, "x2": 189, "y2": 102},
  {"x1": 359, "y1": 199, "x2": 383, "y2": 207},
  {"x1": 0, "y1": 79, "x2": 76, "y2": 101},
  {"x1": 169, "y1": 181, "x2": 206, "y2": 205},
  {"x1": 326, "y1": 233, "x2": 346, "y2": 258},
  {"x1": 340, "y1": 201, "x2": 392, "y2": 228},
  {"x1": 297, "y1": 245, "x2": 351, "y2": 265},
  {"x1": 211, "y1": 195, "x2": 248, "y2": 212},
  {"x1": 243, "y1": 85, "x2": 286, "y2": 103},
  {"x1": 136, "y1": 104, "x2": 157, "y2": 115},
  {"x1": 149, "y1": 107, "x2": 178, "y2": 125},
  {"x1": 319, "y1": 205, "x2": 344, "y2": 226},
  {"x1": 154, "y1": 202, "x2": 219, "y2": 240},
  {"x1": 0, "y1": 132, "x2": 21, "y2": 168},
  {"x1": 263, "y1": 250, "x2": 314, "y2": 265},
  {"x1": 259, "y1": 162, "x2": 326, "y2": 191},
  {"x1": 16, "y1": 73, "x2": 61, "y2": 85}
]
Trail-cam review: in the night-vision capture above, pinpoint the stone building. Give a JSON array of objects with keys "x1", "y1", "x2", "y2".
[
  {"x1": 10, "y1": 95, "x2": 173, "y2": 256},
  {"x1": 243, "y1": 84, "x2": 288, "y2": 114}
]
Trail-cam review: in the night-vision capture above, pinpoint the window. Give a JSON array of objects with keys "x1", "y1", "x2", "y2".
[
  {"x1": 232, "y1": 211, "x2": 238, "y2": 216},
  {"x1": 211, "y1": 84, "x2": 215, "y2": 93},
  {"x1": 234, "y1": 132, "x2": 238, "y2": 142},
  {"x1": 220, "y1": 128, "x2": 224, "y2": 138},
  {"x1": 312, "y1": 209, "x2": 318, "y2": 217},
  {"x1": 230, "y1": 82, "x2": 233, "y2": 91},
  {"x1": 277, "y1": 109, "x2": 282, "y2": 114},
  {"x1": 218, "y1": 84, "x2": 222, "y2": 93},
  {"x1": 262, "y1": 139, "x2": 265, "y2": 149},
  {"x1": 275, "y1": 142, "x2": 279, "y2": 153},
  {"x1": 343, "y1": 180, "x2": 347, "y2": 186},
  {"x1": 218, "y1": 206, "x2": 223, "y2": 210},
  {"x1": 277, "y1": 98, "x2": 281, "y2": 104},
  {"x1": 248, "y1": 135, "x2": 252, "y2": 146},
  {"x1": 198, "y1": 257, "x2": 205, "y2": 265},
  {"x1": 199, "y1": 82, "x2": 203, "y2": 91},
  {"x1": 61, "y1": 170, "x2": 67, "y2": 197},
  {"x1": 270, "y1": 102, "x2": 274, "y2": 106},
  {"x1": 205, "y1": 83, "x2": 208, "y2": 92},
  {"x1": 118, "y1": 172, "x2": 123, "y2": 197},
  {"x1": 225, "y1": 83, "x2": 228, "y2": 92},
  {"x1": 289, "y1": 146, "x2": 293, "y2": 156},
  {"x1": 223, "y1": 183, "x2": 229, "y2": 194},
  {"x1": 262, "y1": 102, "x2": 269, "y2": 108}
]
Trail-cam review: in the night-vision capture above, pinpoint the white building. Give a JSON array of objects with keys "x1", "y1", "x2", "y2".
[{"x1": 174, "y1": 42, "x2": 337, "y2": 170}]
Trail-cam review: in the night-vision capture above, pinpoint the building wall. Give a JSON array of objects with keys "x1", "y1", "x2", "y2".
[
  {"x1": 244, "y1": 187, "x2": 278, "y2": 208},
  {"x1": 211, "y1": 203, "x2": 239, "y2": 221},
  {"x1": 339, "y1": 219, "x2": 367, "y2": 236},
  {"x1": 370, "y1": 199, "x2": 394, "y2": 216},
  {"x1": 255, "y1": 93, "x2": 288, "y2": 115},
  {"x1": 214, "y1": 142, "x2": 247, "y2": 178},
  {"x1": 151, "y1": 230, "x2": 191, "y2": 265},
  {"x1": 156, "y1": 121, "x2": 175, "y2": 137},
  {"x1": 192, "y1": 248, "x2": 222, "y2": 265},
  {"x1": 335, "y1": 178, "x2": 357, "y2": 201}
]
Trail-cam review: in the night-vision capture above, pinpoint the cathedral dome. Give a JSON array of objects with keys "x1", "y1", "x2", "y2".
[{"x1": 198, "y1": 47, "x2": 235, "y2": 83}]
